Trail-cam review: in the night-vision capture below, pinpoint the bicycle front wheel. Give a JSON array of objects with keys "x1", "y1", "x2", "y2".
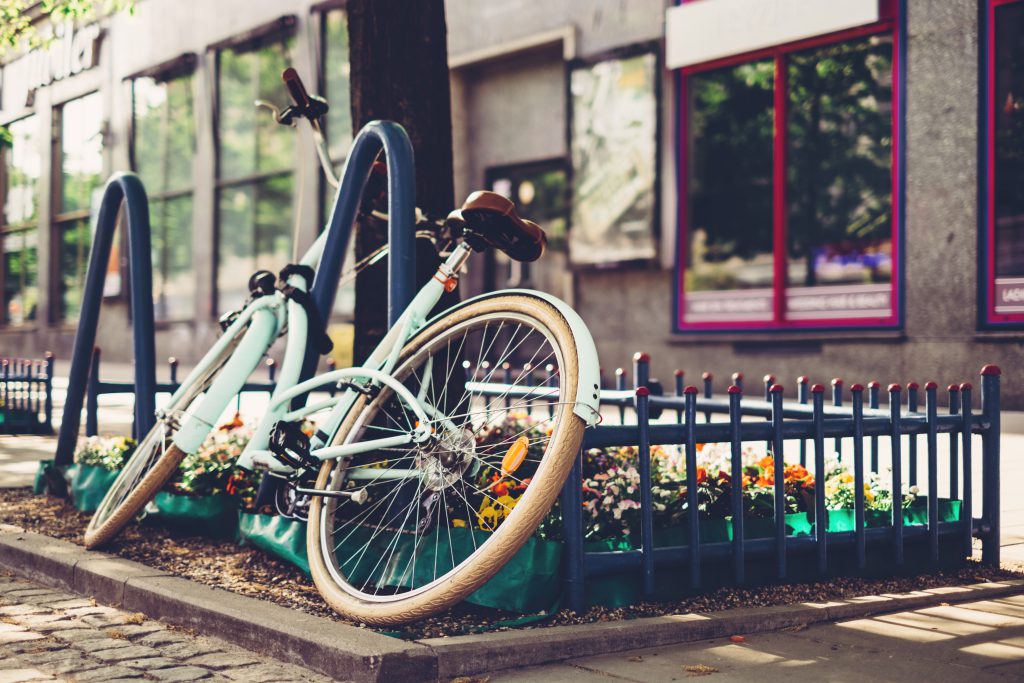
[
  {"x1": 83, "y1": 325, "x2": 249, "y2": 549},
  {"x1": 307, "y1": 294, "x2": 586, "y2": 625}
]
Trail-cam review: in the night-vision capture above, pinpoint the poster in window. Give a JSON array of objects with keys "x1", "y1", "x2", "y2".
[{"x1": 569, "y1": 51, "x2": 657, "y2": 266}]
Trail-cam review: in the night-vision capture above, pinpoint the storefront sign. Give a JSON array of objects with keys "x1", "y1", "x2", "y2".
[
  {"x1": 995, "y1": 277, "x2": 1024, "y2": 314},
  {"x1": 666, "y1": 0, "x2": 879, "y2": 69},
  {"x1": 1, "y1": 21, "x2": 101, "y2": 110}
]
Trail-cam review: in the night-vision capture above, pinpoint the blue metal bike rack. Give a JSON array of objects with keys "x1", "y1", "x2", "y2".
[
  {"x1": 53, "y1": 173, "x2": 156, "y2": 466},
  {"x1": 53, "y1": 121, "x2": 418, "y2": 464},
  {"x1": 312, "y1": 120, "x2": 416, "y2": 328}
]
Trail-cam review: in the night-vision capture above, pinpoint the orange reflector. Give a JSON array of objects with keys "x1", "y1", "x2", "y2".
[{"x1": 501, "y1": 435, "x2": 530, "y2": 476}]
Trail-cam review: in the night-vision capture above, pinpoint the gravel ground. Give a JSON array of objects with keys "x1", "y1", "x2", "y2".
[{"x1": 1, "y1": 487, "x2": 1020, "y2": 640}]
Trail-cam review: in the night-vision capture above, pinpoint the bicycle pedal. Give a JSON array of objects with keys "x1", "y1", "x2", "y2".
[{"x1": 269, "y1": 421, "x2": 316, "y2": 469}]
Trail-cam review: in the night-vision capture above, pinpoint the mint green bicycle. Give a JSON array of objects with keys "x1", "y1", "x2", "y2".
[{"x1": 84, "y1": 69, "x2": 600, "y2": 626}]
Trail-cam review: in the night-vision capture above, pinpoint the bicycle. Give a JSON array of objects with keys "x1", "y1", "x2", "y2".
[{"x1": 83, "y1": 68, "x2": 601, "y2": 625}]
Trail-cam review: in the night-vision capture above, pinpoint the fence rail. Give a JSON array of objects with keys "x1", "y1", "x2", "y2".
[
  {"x1": 0, "y1": 354, "x2": 55, "y2": 435},
  {"x1": 469, "y1": 353, "x2": 1001, "y2": 612}
]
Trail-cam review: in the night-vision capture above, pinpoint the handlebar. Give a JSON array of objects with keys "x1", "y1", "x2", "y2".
[{"x1": 261, "y1": 68, "x2": 339, "y2": 188}]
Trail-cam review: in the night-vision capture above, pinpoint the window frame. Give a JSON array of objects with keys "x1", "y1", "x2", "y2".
[
  {"x1": 981, "y1": 0, "x2": 1024, "y2": 328},
  {"x1": 673, "y1": 0, "x2": 904, "y2": 334},
  {"x1": 0, "y1": 114, "x2": 41, "y2": 329},
  {"x1": 210, "y1": 20, "x2": 297, "y2": 317}
]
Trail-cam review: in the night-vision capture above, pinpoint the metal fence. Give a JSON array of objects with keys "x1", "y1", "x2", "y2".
[
  {"x1": 0, "y1": 354, "x2": 55, "y2": 435},
  {"x1": 471, "y1": 353, "x2": 1001, "y2": 612}
]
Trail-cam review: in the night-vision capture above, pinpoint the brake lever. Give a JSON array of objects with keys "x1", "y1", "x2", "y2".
[{"x1": 254, "y1": 99, "x2": 294, "y2": 127}]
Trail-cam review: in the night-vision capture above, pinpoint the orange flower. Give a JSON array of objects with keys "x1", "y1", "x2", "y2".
[
  {"x1": 757, "y1": 456, "x2": 775, "y2": 470},
  {"x1": 696, "y1": 467, "x2": 708, "y2": 485},
  {"x1": 756, "y1": 466, "x2": 775, "y2": 487},
  {"x1": 696, "y1": 443, "x2": 706, "y2": 452},
  {"x1": 783, "y1": 464, "x2": 811, "y2": 483}
]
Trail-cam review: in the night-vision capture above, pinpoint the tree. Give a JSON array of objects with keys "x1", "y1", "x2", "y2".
[
  {"x1": 346, "y1": 0, "x2": 457, "y2": 363},
  {"x1": 0, "y1": 0, "x2": 133, "y2": 52}
]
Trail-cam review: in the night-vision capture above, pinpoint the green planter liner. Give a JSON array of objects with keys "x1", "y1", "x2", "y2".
[
  {"x1": 152, "y1": 492, "x2": 238, "y2": 537},
  {"x1": 67, "y1": 464, "x2": 121, "y2": 512},
  {"x1": 238, "y1": 513, "x2": 310, "y2": 575},
  {"x1": 904, "y1": 497, "x2": 962, "y2": 525},
  {"x1": 33, "y1": 459, "x2": 53, "y2": 495},
  {"x1": 729, "y1": 513, "x2": 814, "y2": 540},
  {"x1": 238, "y1": 514, "x2": 562, "y2": 614},
  {"x1": 336, "y1": 524, "x2": 562, "y2": 613}
]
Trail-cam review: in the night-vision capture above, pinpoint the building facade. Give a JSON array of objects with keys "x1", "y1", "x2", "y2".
[{"x1": 2, "y1": 0, "x2": 1023, "y2": 405}]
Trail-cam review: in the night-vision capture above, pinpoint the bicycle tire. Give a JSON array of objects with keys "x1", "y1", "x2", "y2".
[
  {"x1": 306, "y1": 294, "x2": 585, "y2": 625},
  {"x1": 83, "y1": 328, "x2": 248, "y2": 549}
]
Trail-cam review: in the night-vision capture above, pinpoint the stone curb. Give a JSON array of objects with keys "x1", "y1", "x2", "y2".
[
  {"x1": 3, "y1": 526, "x2": 1024, "y2": 681},
  {"x1": 0, "y1": 529, "x2": 436, "y2": 682},
  {"x1": 422, "y1": 579, "x2": 1024, "y2": 679}
]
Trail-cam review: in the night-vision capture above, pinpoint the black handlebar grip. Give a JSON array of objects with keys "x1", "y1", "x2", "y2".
[{"x1": 282, "y1": 68, "x2": 310, "y2": 107}]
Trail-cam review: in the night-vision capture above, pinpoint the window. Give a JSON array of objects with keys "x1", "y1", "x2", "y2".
[
  {"x1": 1, "y1": 116, "x2": 41, "y2": 326},
  {"x1": 132, "y1": 73, "x2": 196, "y2": 321},
  {"x1": 677, "y1": 16, "x2": 899, "y2": 331},
  {"x1": 56, "y1": 92, "x2": 104, "y2": 323},
  {"x1": 216, "y1": 34, "x2": 296, "y2": 313},
  {"x1": 487, "y1": 160, "x2": 570, "y2": 300},
  {"x1": 320, "y1": 5, "x2": 355, "y2": 318},
  {"x1": 985, "y1": 0, "x2": 1024, "y2": 325}
]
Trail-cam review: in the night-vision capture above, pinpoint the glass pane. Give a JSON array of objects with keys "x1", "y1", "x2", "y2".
[
  {"x1": 217, "y1": 174, "x2": 294, "y2": 311},
  {"x1": 570, "y1": 53, "x2": 658, "y2": 264},
  {"x1": 683, "y1": 60, "x2": 775, "y2": 324},
  {"x1": 2, "y1": 228, "x2": 38, "y2": 325},
  {"x1": 218, "y1": 39, "x2": 296, "y2": 179},
  {"x1": 489, "y1": 162, "x2": 569, "y2": 299},
  {"x1": 994, "y1": 1, "x2": 1024, "y2": 315},
  {"x1": 61, "y1": 92, "x2": 104, "y2": 214},
  {"x1": 324, "y1": 9, "x2": 352, "y2": 153},
  {"x1": 59, "y1": 220, "x2": 92, "y2": 321},
  {"x1": 133, "y1": 75, "x2": 195, "y2": 194},
  {"x1": 786, "y1": 36, "x2": 893, "y2": 321},
  {"x1": 3, "y1": 116, "x2": 41, "y2": 226},
  {"x1": 151, "y1": 195, "x2": 195, "y2": 320}
]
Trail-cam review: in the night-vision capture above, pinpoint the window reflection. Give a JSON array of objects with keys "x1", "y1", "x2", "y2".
[
  {"x1": 684, "y1": 60, "x2": 775, "y2": 323},
  {"x1": 216, "y1": 36, "x2": 296, "y2": 313},
  {"x1": 786, "y1": 36, "x2": 892, "y2": 320},
  {"x1": 57, "y1": 92, "x2": 103, "y2": 322},
  {"x1": 61, "y1": 92, "x2": 104, "y2": 214},
  {"x1": 2, "y1": 115, "x2": 40, "y2": 327},
  {"x1": 133, "y1": 74, "x2": 196, "y2": 320}
]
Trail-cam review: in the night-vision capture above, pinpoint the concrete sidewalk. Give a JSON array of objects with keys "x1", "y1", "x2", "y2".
[{"x1": 485, "y1": 595, "x2": 1024, "y2": 681}]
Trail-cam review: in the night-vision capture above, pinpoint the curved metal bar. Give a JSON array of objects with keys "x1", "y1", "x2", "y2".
[
  {"x1": 311, "y1": 120, "x2": 416, "y2": 328},
  {"x1": 54, "y1": 173, "x2": 155, "y2": 467}
]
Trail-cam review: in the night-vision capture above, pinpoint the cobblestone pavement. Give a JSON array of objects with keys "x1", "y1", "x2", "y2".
[{"x1": 0, "y1": 572, "x2": 337, "y2": 683}]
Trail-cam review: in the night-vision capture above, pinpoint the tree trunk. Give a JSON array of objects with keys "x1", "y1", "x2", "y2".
[{"x1": 347, "y1": 0, "x2": 457, "y2": 363}]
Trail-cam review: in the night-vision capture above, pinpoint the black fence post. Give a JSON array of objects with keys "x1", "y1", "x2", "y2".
[
  {"x1": 811, "y1": 384, "x2": 827, "y2": 575},
  {"x1": 889, "y1": 383, "x2": 904, "y2": 567},
  {"x1": 728, "y1": 385, "x2": 744, "y2": 584},
  {"x1": 980, "y1": 365, "x2": 1001, "y2": 566},
  {"x1": 770, "y1": 384, "x2": 786, "y2": 580}
]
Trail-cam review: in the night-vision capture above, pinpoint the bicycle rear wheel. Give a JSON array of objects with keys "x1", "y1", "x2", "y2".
[
  {"x1": 307, "y1": 294, "x2": 585, "y2": 625},
  {"x1": 83, "y1": 327, "x2": 248, "y2": 549}
]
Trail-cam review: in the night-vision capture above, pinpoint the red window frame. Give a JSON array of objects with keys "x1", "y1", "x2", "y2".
[
  {"x1": 674, "y1": 0, "x2": 902, "y2": 332},
  {"x1": 984, "y1": 0, "x2": 1024, "y2": 326}
]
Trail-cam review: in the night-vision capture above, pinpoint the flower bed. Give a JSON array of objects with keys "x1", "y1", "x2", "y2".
[{"x1": 60, "y1": 412, "x2": 965, "y2": 612}]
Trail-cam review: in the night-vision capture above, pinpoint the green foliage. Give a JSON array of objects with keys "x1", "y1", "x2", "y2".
[{"x1": 0, "y1": 0, "x2": 134, "y2": 54}]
